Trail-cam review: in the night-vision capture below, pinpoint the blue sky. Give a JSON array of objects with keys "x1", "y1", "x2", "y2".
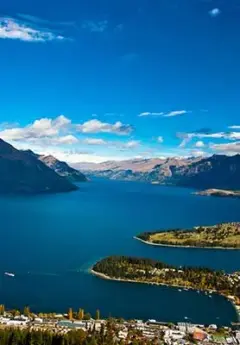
[{"x1": 0, "y1": 0, "x2": 239, "y2": 163}]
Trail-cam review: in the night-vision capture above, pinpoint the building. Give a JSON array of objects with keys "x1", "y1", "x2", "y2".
[{"x1": 193, "y1": 329, "x2": 208, "y2": 341}]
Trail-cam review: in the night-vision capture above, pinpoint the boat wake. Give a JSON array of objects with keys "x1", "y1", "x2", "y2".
[{"x1": 4, "y1": 272, "x2": 15, "y2": 277}]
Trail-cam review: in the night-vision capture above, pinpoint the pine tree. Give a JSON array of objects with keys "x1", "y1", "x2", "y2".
[
  {"x1": 95, "y1": 309, "x2": 100, "y2": 320},
  {"x1": 23, "y1": 306, "x2": 30, "y2": 317}
]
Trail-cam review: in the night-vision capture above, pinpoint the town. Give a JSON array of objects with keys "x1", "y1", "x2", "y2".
[{"x1": 0, "y1": 305, "x2": 240, "y2": 345}]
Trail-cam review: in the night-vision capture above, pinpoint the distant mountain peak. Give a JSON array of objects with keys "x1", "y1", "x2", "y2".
[
  {"x1": 0, "y1": 138, "x2": 18, "y2": 155},
  {"x1": 39, "y1": 154, "x2": 87, "y2": 182},
  {"x1": 0, "y1": 139, "x2": 78, "y2": 194}
]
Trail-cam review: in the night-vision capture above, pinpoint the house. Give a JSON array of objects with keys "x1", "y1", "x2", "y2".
[
  {"x1": 118, "y1": 330, "x2": 128, "y2": 339},
  {"x1": 7, "y1": 320, "x2": 28, "y2": 326},
  {"x1": 164, "y1": 329, "x2": 186, "y2": 340},
  {"x1": 20, "y1": 315, "x2": 29, "y2": 321},
  {"x1": 209, "y1": 324, "x2": 218, "y2": 330},
  {"x1": 193, "y1": 329, "x2": 208, "y2": 341}
]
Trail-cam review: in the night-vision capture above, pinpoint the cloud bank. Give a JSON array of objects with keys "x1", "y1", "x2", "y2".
[
  {"x1": 76, "y1": 119, "x2": 133, "y2": 135},
  {"x1": 0, "y1": 17, "x2": 65, "y2": 42}
]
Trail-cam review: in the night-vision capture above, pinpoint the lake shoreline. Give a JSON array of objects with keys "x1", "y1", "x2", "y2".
[
  {"x1": 90, "y1": 268, "x2": 240, "y2": 322},
  {"x1": 91, "y1": 268, "x2": 199, "y2": 290},
  {"x1": 134, "y1": 236, "x2": 240, "y2": 250}
]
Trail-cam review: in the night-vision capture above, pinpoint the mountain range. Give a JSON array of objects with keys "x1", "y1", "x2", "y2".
[
  {"x1": 0, "y1": 137, "x2": 239, "y2": 194},
  {"x1": 0, "y1": 139, "x2": 86, "y2": 195},
  {"x1": 76, "y1": 154, "x2": 240, "y2": 190}
]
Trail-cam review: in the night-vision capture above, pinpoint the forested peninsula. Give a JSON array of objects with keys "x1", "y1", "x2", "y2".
[
  {"x1": 135, "y1": 223, "x2": 240, "y2": 249},
  {"x1": 195, "y1": 189, "x2": 240, "y2": 198},
  {"x1": 92, "y1": 256, "x2": 240, "y2": 298}
]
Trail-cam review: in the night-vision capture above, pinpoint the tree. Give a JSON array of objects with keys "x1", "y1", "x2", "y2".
[
  {"x1": 0, "y1": 304, "x2": 5, "y2": 315},
  {"x1": 23, "y1": 306, "x2": 30, "y2": 317},
  {"x1": 84, "y1": 312, "x2": 91, "y2": 320},
  {"x1": 68, "y1": 308, "x2": 73, "y2": 321},
  {"x1": 95, "y1": 309, "x2": 100, "y2": 320},
  {"x1": 78, "y1": 308, "x2": 84, "y2": 320},
  {"x1": 77, "y1": 329, "x2": 87, "y2": 343},
  {"x1": 11, "y1": 309, "x2": 20, "y2": 317}
]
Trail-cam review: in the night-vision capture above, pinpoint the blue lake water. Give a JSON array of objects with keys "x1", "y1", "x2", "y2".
[{"x1": 0, "y1": 178, "x2": 239, "y2": 325}]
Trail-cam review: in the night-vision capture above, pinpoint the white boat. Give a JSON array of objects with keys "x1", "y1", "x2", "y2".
[
  {"x1": 4, "y1": 272, "x2": 15, "y2": 277},
  {"x1": 178, "y1": 289, "x2": 182, "y2": 292}
]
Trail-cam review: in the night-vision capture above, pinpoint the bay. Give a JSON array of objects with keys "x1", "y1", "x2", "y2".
[{"x1": 0, "y1": 178, "x2": 239, "y2": 325}]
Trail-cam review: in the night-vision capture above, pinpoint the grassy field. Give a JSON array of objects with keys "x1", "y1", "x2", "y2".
[{"x1": 137, "y1": 223, "x2": 240, "y2": 248}]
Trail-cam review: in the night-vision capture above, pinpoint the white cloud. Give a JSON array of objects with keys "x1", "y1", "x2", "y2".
[
  {"x1": 209, "y1": 8, "x2": 221, "y2": 17},
  {"x1": 123, "y1": 140, "x2": 140, "y2": 149},
  {"x1": 229, "y1": 125, "x2": 240, "y2": 130},
  {"x1": 228, "y1": 132, "x2": 240, "y2": 140},
  {"x1": 0, "y1": 17, "x2": 65, "y2": 42},
  {"x1": 82, "y1": 20, "x2": 108, "y2": 32},
  {"x1": 195, "y1": 141, "x2": 205, "y2": 148},
  {"x1": 210, "y1": 142, "x2": 240, "y2": 154},
  {"x1": 157, "y1": 136, "x2": 164, "y2": 143},
  {"x1": 55, "y1": 135, "x2": 78, "y2": 144},
  {"x1": 25, "y1": 135, "x2": 78, "y2": 146},
  {"x1": 139, "y1": 110, "x2": 188, "y2": 118},
  {"x1": 192, "y1": 132, "x2": 240, "y2": 140},
  {"x1": 179, "y1": 131, "x2": 240, "y2": 147},
  {"x1": 164, "y1": 110, "x2": 187, "y2": 117},
  {"x1": 138, "y1": 112, "x2": 164, "y2": 117},
  {"x1": 83, "y1": 138, "x2": 107, "y2": 145},
  {"x1": 0, "y1": 115, "x2": 76, "y2": 148},
  {"x1": 0, "y1": 116, "x2": 143, "y2": 163},
  {"x1": 0, "y1": 115, "x2": 71, "y2": 141},
  {"x1": 76, "y1": 119, "x2": 133, "y2": 135}
]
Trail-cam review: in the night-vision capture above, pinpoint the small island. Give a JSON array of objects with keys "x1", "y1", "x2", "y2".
[
  {"x1": 135, "y1": 222, "x2": 240, "y2": 249},
  {"x1": 195, "y1": 189, "x2": 240, "y2": 198},
  {"x1": 92, "y1": 256, "x2": 240, "y2": 298}
]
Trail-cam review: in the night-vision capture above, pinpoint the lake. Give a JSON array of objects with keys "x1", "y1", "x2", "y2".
[{"x1": 0, "y1": 178, "x2": 239, "y2": 325}]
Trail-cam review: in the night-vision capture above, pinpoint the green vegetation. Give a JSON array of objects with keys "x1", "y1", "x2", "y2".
[
  {"x1": 0, "y1": 304, "x2": 103, "y2": 322},
  {"x1": 95, "y1": 309, "x2": 100, "y2": 321},
  {"x1": 0, "y1": 322, "x2": 154, "y2": 345},
  {"x1": 196, "y1": 189, "x2": 240, "y2": 198},
  {"x1": 136, "y1": 222, "x2": 240, "y2": 248},
  {"x1": 0, "y1": 329, "x2": 86, "y2": 345},
  {"x1": 68, "y1": 308, "x2": 73, "y2": 321},
  {"x1": 93, "y1": 256, "x2": 240, "y2": 296},
  {"x1": 0, "y1": 304, "x2": 5, "y2": 315},
  {"x1": 78, "y1": 308, "x2": 84, "y2": 321}
]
